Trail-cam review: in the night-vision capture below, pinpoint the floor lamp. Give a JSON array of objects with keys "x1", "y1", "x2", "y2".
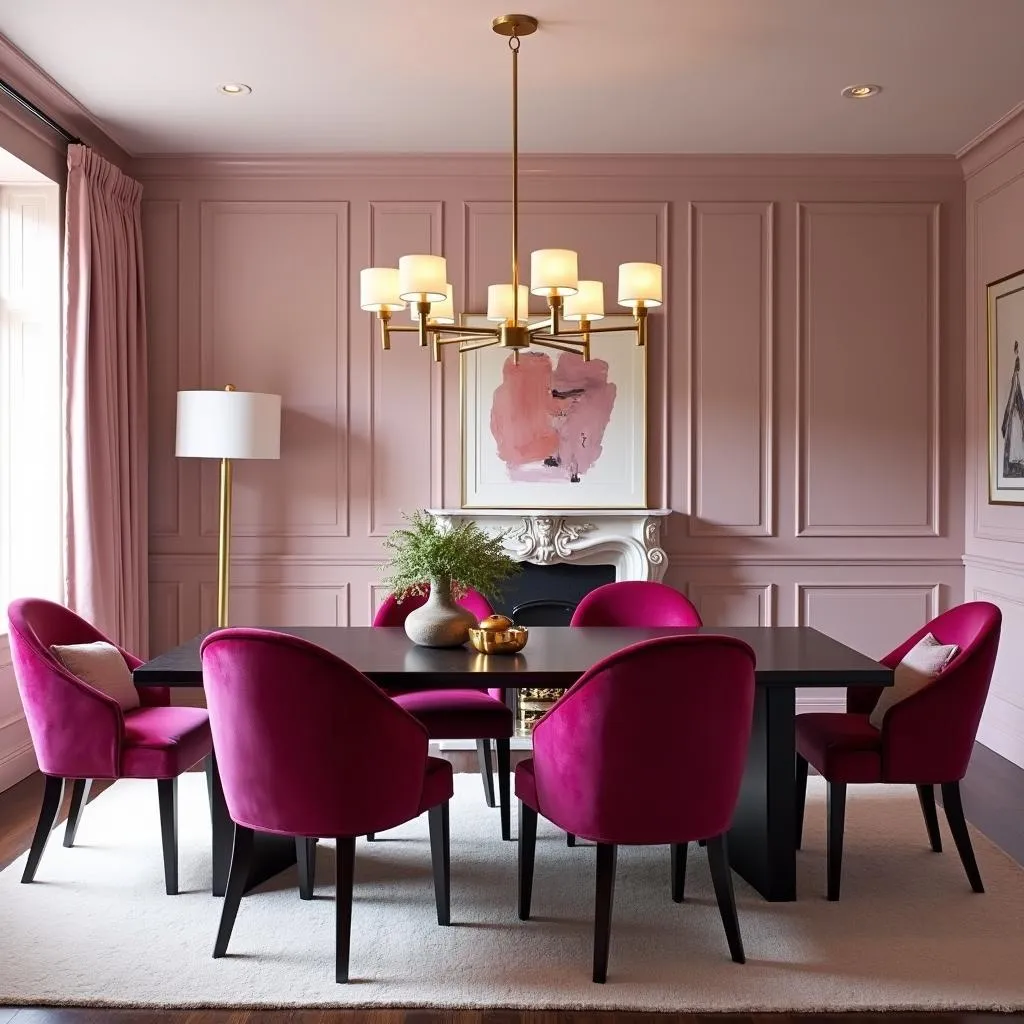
[{"x1": 175, "y1": 386, "x2": 282, "y2": 628}]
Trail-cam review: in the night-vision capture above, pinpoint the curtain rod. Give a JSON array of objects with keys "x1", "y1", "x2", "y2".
[{"x1": 0, "y1": 76, "x2": 80, "y2": 145}]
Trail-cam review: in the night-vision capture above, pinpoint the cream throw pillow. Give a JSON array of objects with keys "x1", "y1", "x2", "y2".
[
  {"x1": 869, "y1": 632, "x2": 958, "y2": 729},
  {"x1": 51, "y1": 641, "x2": 140, "y2": 711}
]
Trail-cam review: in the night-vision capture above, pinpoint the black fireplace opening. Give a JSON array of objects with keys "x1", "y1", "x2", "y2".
[{"x1": 490, "y1": 562, "x2": 615, "y2": 626}]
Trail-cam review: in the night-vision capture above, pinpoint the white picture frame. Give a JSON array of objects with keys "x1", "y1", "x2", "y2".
[
  {"x1": 460, "y1": 314, "x2": 647, "y2": 509},
  {"x1": 987, "y1": 269, "x2": 1024, "y2": 505}
]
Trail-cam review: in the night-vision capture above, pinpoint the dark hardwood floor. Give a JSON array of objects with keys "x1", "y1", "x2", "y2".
[{"x1": 1, "y1": 744, "x2": 1022, "y2": 1023}]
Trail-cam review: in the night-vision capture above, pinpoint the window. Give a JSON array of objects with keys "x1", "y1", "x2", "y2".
[{"x1": 0, "y1": 157, "x2": 62, "y2": 620}]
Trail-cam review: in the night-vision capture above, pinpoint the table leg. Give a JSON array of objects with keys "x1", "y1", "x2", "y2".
[
  {"x1": 727, "y1": 686, "x2": 797, "y2": 901},
  {"x1": 207, "y1": 751, "x2": 297, "y2": 896}
]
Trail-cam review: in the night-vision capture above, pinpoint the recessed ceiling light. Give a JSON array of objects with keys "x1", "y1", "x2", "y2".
[
  {"x1": 841, "y1": 84, "x2": 881, "y2": 99},
  {"x1": 218, "y1": 83, "x2": 252, "y2": 95}
]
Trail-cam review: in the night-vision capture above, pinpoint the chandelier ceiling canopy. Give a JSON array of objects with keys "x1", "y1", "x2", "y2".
[{"x1": 359, "y1": 13, "x2": 664, "y2": 364}]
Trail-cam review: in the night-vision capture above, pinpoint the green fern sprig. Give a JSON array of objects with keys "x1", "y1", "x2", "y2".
[{"x1": 381, "y1": 509, "x2": 520, "y2": 602}]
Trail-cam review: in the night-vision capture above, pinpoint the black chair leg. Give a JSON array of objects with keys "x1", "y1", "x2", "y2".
[
  {"x1": 671, "y1": 842, "x2": 688, "y2": 903},
  {"x1": 335, "y1": 836, "x2": 357, "y2": 983},
  {"x1": 428, "y1": 801, "x2": 451, "y2": 925},
  {"x1": 940, "y1": 781, "x2": 984, "y2": 893},
  {"x1": 566, "y1": 832, "x2": 576, "y2": 847},
  {"x1": 706, "y1": 833, "x2": 745, "y2": 963},
  {"x1": 795, "y1": 754, "x2": 809, "y2": 850},
  {"x1": 21, "y1": 775, "x2": 65, "y2": 883},
  {"x1": 496, "y1": 737, "x2": 511, "y2": 840},
  {"x1": 63, "y1": 778, "x2": 92, "y2": 848},
  {"x1": 827, "y1": 781, "x2": 847, "y2": 901},
  {"x1": 917, "y1": 784, "x2": 942, "y2": 852},
  {"x1": 212, "y1": 824, "x2": 254, "y2": 957},
  {"x1": 518, "y1": 801, "x2": 538, "y2": 920},
  {"x1": 476, "y1": 738, "x2": 496, "y2": 808},
  {"x1": 204, "y1": 753, "x2": 215, "y2": 816},
  {"x1": 157, "y1": 777, "x2": 179, "y2": 895},
  {"x1": 297, "y1": 837, "x2": 316, "y2": 899},
  {"x1": 593, "y1": 843, "x2": 617, "y2": 983}
]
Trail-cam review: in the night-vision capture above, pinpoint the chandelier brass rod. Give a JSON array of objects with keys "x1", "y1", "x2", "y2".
[
  {"x1": 434, "y1": 332, "x2": 495, "y2": 345},
  {"x1": 459, "y1": 339, "x2": 503, "y2": 353},
  {"x1": 526, "y1": 317, "x2": 555, "y2": 333},
  {"x1": 531, "y1": 338, "x2": 586, "y2": 353},
  {"x1": 511, "y1": 32, "x2": 520, "y2": 326},
  {"x1": 543, "y1": 322, "x2": 644, "y2": 336}
]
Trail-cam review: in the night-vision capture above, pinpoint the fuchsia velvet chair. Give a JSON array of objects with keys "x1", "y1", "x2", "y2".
[
  {"x1": 516, "y1": 634, "x2": 756, "y2": 983},
  {"x1": 7, "y1": 597, "x2": 211, "y2": 894},
  {"x1": 569, "y1": 580, "x2": 703, "y2": 628},
  {"x1": 200, "y1": 628, "x2": 453, "y2": 984},
  {"x1": 795, "y1": 601, "x2": 1002, "y2": 901},
  {"x1": 562, "y1": 579, "x2": 703, "y2": 849},
  {"x1": 374, "y1": 587, "x2": 514, "y2": 840}
]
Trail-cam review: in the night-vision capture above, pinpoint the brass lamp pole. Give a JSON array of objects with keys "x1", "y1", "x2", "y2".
[
  {"x1": 175, "y1": 386, "x2": 282, "y2": 628},
  {"x1": 359, "y1": 14, "x2": 664, "y2": 363}
]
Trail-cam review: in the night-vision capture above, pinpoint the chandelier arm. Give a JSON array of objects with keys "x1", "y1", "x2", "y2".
[
  {"x1": 430, "y1": 325, "x2": 502, "y2": 338},
  {"x1": 526, "y1": 317, "x2": 554, "y2": 333},
  {"x1": 459, "y1": 339, "x2": 502, "y2": 353},
  {"x1": 434, "y1": 332, "x2": 495, "y2": 346},
  {"x1": 558, "y1": 323, "x2": 643, "y2": 335},
  {"x1": 531, "y1": 337, "x2": 588, "y2": 353}
]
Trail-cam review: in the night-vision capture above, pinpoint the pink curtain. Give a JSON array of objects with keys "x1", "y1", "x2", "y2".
[{"x1": 63, "y1": 145, "x2": 149, "y2": 655}]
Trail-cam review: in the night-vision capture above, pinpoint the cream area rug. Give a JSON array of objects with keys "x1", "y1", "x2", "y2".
[{"x1": 2, "y1": 772, "x2": 1024, "y2": 1011}]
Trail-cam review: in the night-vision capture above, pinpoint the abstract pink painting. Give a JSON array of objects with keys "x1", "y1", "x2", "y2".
[{"x1": 490, "y1": 352, "x2": 616, "y2": 483}]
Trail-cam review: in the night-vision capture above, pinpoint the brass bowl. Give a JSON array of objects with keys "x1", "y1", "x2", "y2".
[{"x1": 467, "y1": 624, "x2": 529, "y2": 655}]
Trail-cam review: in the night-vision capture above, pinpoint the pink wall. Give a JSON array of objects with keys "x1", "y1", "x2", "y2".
[
  {"x1": 137, "y1": 152, "x2": 966, "y2": 715},
  {"x1": 963, "y1": 114, "x2": 1024, "y2": 768}
]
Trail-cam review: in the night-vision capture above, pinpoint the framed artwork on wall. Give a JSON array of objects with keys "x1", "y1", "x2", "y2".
[
  {"x1": 987, "y1": 269, "x2": 1024, "y2": 505},
  {"x1": 460, "y1": 314, "x2": 647, "y2": 509}
]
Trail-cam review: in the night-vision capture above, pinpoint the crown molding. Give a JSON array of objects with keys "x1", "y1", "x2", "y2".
[
  {"x1": 130, "y1": 151, "x2": 963, "y2": 183},
  {"x1": 0, "y1": 33, "x2": 132, "y2": 169},
  {"x1": 957, "y1": 100, "x2": 1024, "y2": 180}
]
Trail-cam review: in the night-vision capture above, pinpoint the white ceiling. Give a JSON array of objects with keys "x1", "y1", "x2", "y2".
[{"x1": 2, "y1": 0, "x2": 1024, "y2": 156}]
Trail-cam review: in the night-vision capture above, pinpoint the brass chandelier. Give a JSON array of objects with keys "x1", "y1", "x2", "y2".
[{"x1": 359, "y1": 13, "x2": 664, "y2": 364}]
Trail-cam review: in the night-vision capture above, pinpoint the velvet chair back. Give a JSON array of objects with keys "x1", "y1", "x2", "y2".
[
  {"x1": 372, "y1": 586, "x2": 494, "y2": 627},
  {"x1": 7, "y1": 597, "x2": 166, "y2": 778},
  {"x1": 569, "y1": 581, "x2": 702, "y2": 627},
  {"x1": 846, "y1": 601, "x2": 1002, "y2": 783},
  {"x1": 531, "y1": 634, "x2": 755, "y2": 843},
  {"x1": 200, "y1": 628, "x2": 433, "y2": 838}
]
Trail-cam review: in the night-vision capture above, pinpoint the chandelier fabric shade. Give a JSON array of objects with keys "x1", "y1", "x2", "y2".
[{"x1": 358, "y1": 13, "x2": 664, "y2": 362}]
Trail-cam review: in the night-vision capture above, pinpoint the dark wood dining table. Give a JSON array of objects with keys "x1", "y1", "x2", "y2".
[{"x1": 133, "y1": 624, "x2": 892, "y2": 902}]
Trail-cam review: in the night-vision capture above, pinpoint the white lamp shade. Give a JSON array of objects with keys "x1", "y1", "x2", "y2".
[
  {"x1": 175, "y1": 390, "x2": 282, "y2": 460},
  {"x1": 618, "y1": 262, "x2": 663, "y2": 308},
  {"x1": 360, "y1": 268, "x2": 404, "y2": 312},
  {"x1": 487, "y1": 283, "x2": 530, "y2": 323},
  {"x1": 530, "y1": 248, "x2": 579, "y2": 296},
  {"x1": 412, "y1": 282, "x2": 455, "y2": 324},
  {"x1": 398, "y1": 254, "x2": 448, "y2": 302},
  {"x1": 564, "y1": 280, "x2": 605, "y2": 321}
]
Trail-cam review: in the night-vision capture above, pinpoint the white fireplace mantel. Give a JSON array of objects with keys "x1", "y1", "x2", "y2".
[{"x1": 425, "y1": 508, "x2": 672, "y2": 583}]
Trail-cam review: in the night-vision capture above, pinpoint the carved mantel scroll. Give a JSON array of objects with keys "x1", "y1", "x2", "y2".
[{"x1": 426, "y1": 508, "x2": 671, "y2": 583}]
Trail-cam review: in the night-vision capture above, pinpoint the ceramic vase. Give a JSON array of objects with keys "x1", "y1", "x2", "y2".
[{"x1": 403, "y1": 576, "x2": 477, "y2": 647}]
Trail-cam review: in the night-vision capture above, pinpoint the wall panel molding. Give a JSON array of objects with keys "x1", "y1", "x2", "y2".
[
  {"x1": 795, "y1": 201, "x2": 941, "y2": 538},
  {"x1": 198, "y1": 200, "x2": 350, "y2": 540},
  {"x1": 367, "y1": 201, "x2": 444, "y2": 537},
  {"x1": 687, "y1": 201, "x2": 774, "y2": 537},
  {"x1": 144, "y1": 199, "x2": 184, "y2": 539},
  {"x1": 689, "y1": 583, "x2": 776, "y2": 626}
]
